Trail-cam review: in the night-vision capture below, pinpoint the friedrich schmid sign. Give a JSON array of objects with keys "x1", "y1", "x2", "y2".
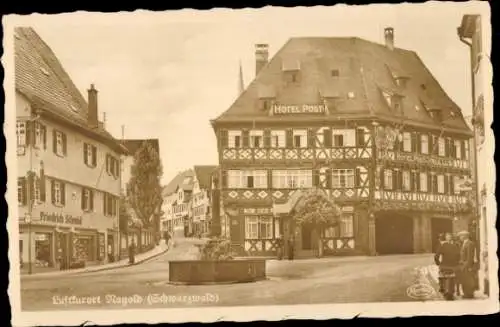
[{"x1": 272, "y1": 104, "x2": 328, "y2": 115}]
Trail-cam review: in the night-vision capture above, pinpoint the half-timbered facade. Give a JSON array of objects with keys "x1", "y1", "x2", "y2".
[{"x1": 211, "y1": 28, "x2": 474, "y2": 257}]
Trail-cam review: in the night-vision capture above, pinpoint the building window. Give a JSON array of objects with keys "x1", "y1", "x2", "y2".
[
  {"x1": 339, "y1": 207, "x2": 354, "y2": 237},
  {"x1": 384, "y1": 170, "x2": 393, "y2": 190},
  {"x1": 272, "y1": 170, "x2": 312, "y2": 189},
  {"x1": 453, "y1": 140, "x2": 462, "y2": 159},
  {"x1": 402, "y1": 171, "x2": 411, "y2": 191},
  {"x1": 292, "y1": 130, "x2": 307, "y2": 148},
  {"x1": 228, "y1": 130, "x2": 242, "y2": 148},
  {"x1": 332, "y1": 129, "x2": 355, "y2": 147},
  {"x1": 83, "y1": 143, "x2": 97, "y2": 168},
  {"x1": 51, "y1": 180, "x2": 65, "y2": 206},
  {"x1": 437, "y1": 175, "x2": 445, "y2": 194},
  {"x1": 437, "y1": 137, "x2": 445, "y2": 157},
  {"x1": 245, "y1": 216, "x2": 273, "y2": 239},
  {"x1": 249, "y1": 130, "x2": 263, "y2": 148},
  {"x1": 18, "y1": 178, "x2": 25, "y2": 205},
  {"x1": 106, "y1": 154, "x2": 120, "y2": 179},
  {"x1": 81, "y1": 188, "x2": 94, "y2": 211},
  {"x1": 34, "y1": 122, "x2": 47, "y2": 149},
  {"x1": 228, "y1": 170, "x2": 267, "y2": 188},
  {"x1": 420, "y1": 134, "x2": 429, "y2": 154},
  {"x1": 103, "y1": 193, "x2": 117, "y2": 216},
  {"x1": 271, "y1": 130, "x2": 286, "y2": 148},
  {"x1": 53, "y1": 130, "x2": 67, "y2": 156},
  {"x1": 403, "y1": 132, "x2": 411, "y2": 152},
  {"x1": 332, "y1": 169, "x2": 355, "y2": 188},
  {"x1": 17, "y1": 121, "x2": 26, "y2": 146},
  {"x1": 419, "y1": 172, "x2": 428, "y2": 192}
]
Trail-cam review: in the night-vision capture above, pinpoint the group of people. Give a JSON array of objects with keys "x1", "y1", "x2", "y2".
[{"x1": 434, "y1": 230, "x2": 479, "y2": 300}]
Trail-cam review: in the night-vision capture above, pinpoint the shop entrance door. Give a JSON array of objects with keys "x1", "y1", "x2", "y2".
[
  {"x1": 107, "y1": 234, "x2": 115, "y2": 262},
  {"x1": 57, "y1": 233, "x2": 70, "y2": 269}
]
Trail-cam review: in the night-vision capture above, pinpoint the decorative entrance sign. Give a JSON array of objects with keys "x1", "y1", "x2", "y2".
[
  {"x1": 272, "y1": 104, "x2": 328, "y2": 115},
  {"x1": 40, "y1": 212, "x2": 83, "y2": 225}
]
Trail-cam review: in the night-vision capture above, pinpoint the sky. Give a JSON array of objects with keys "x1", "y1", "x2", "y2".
[{"x1": 19, "y1": 1, "x2": 489, "y2": 185}]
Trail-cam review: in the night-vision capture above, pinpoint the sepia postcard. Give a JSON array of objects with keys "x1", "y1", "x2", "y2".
[{"x1": 3, "y1": 1, "x2": 499, "y2": 326}]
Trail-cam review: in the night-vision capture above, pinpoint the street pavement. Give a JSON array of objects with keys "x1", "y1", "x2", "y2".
[{"x1": 21, "y1": 238, "x2": 446, "y2": 311}]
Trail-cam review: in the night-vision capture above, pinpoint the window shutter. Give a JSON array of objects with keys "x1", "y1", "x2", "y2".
[
  {"x1": 450, "y1": 176, "x2": 455, "y2": 194},
  {"x1": 391, "y1": 170, "x2": 397, "y2": 190},
  {"x1": 393, "y1": 137, "x2": 400, "y2": 152},
  {"x1": 60, "y1": 182, "x2": 66, "y2": 205},
  {"x1": 220, "y1": 130, "x2": 228, "y2": 148},
  {"x1": 416, "y1": 172, "x2": 421, "y2": 191},
  {"x1": 356, "y1": 128, "x2": 365, "y2": 147},
  {"x1": 308, "y1": 129, "x2": 315, "y2": 148},
  {"x1": 26, "y1": 121, "x2": 33, "y2": 146},
  {"x1": 444, "y1": 175, "x2": 449, "y2": 194},
  {"x1": 242, "y1": 130, "x2": 249, "y2": 147},
  {"x1": 27, "y1": 172, "x2": 34, "y2": 203},
  {"x1": 444, "y1": 138, "x2": 450, "y2": 157},
  {"x1": 51, "y1": 180, "x2": 55, "y2": 204},
  {"x1": 90, "y1": 190, "x2": 94, "y2": 210},
  {"x1": 103, "y1": 193, "x2": 108, "y2": 215},
  {"x1": 42, "y1": 124, "x2": 47, "y2": 149},
  {"x1": 81, "y1": 188, "x2": 85, "y2": 210},
  {"x1": 398, "y1": 170, "x2": 403, "y2": 190},
  {"x1": 263, "y1": 129, "x2": 271, "y2": 147},
  {"x1": 83, "y1": 143, "x2": 88, "y2": 165},
  {"x1": 92, "y1": 146, "x2": 97, "y2": 167},
  {"x1": 428, "y1": 134, "x2": 433, "y2": 155},
  {"x1": 106, "y1": 155, "x2": 110, "y2": 174},
  {"x1": 313, "y1": 169, "x2": 319, "y2": 186},
  {"x1": 286, "y1": 129, "x2": 293, "y2": 148},
  {"x1": 450, "y1": 140, "x2": 456, "y2": 158},
  {"x1": 20, "y1": 178, "x2": 27, "y2": 205},
  {"x1": 409, "y1": 172, "x2": 414, "y2": 191},
  {"x1": 461, "y1": 141, "x2": 466, "y2": 159},
  {"x1": 416, "y1": 134, "x2": 421, "y2": 153},
  {"x1": 355, "y1": 168, "x2": 361, "y2": 187},
  {"x1": 427, "y1": 174, "x2": 432, "y2": 193},
  {"x1": 62, "y1": 133, "x2": 67, "y2": 155},
  {"x1": 39, "y1": 171, "x2": 46, "y2": 202},
  {"x1": 411, "y1": 133, "x2": 417, "y2": 152},
  {"x1": 221, "y1": 171, "x2": 228, "y2": 188},
  {"x1": 380, "y1": 169, "x2": 385, "y2": 189},
  {"x1": 323, "y1": 129, "x2": 332, "y2": 147},
  {"x1": 52, "y1": 129, "x2": 57, "y2": 153}
]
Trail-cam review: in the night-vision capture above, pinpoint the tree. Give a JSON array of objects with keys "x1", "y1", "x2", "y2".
[
  {"x1": 292, "y1": 188, "x2": 342, "y2": 257},
  {"x1": 127, "y1": 141, "x2": 163, "y2": 250}
]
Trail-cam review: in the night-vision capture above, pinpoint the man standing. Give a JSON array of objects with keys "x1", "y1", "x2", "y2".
[
  {"x1": 434, "y1": 232, "x2": 460, "y2": 299},
  {"x1": 458, "y1": 230, "x2": 477, "y2": 299}
]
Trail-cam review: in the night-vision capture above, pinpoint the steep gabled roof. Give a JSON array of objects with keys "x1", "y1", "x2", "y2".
[
  {"x1": 162, "y1": 169, "x2": 195, "y2": 196},
  {"x1": 212, "y1": 37, "x2": 471, "y2": 133},
  {"x1": 122, "y1": 139, "x2": 160, "y2": 157},
  {"x1": 193, "y1": 165, "x2": 218, "y2": 190},
  {"x1": 14, "y1": 27, "x2": 128, "y2": 153}
]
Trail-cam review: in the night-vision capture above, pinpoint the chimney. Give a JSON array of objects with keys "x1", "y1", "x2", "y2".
[
  {"x1": 255, "y1": 43, "x2": 269, "y2": 76},
  {"x1": 87, "y1": 84, "x2": 99, "y2": 128},
  {"x1": 384, "y1": 27, "x2": 394, "y2": 50}
]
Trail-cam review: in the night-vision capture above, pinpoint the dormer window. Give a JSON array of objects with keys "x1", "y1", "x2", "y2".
[
  {"x1": 228, "y1": 130, "x2": 242, "y2": 148},
  {"x1": 382, "y1": 90, "x2": 403, "y2": 113},
  {"x1": 250, "y1": 130, "x2": 264, "y2": 148},
  {"x1": 395, "y1": 77, "x2": 409, "y2": 89},
  {"x1": 282, "y1": 59, "x2": 301, "y2": 84},
  {"x1": 331, "y1": 69, "x2": 340, "y2": 77},
  {"x1": 258, "y1": 85, "x2": 276, "y2": 112}
]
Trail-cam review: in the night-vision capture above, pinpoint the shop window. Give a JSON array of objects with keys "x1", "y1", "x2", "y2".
[
  {"x1": 35, "y1": 233, "x2": 52, "y2": 267},
  {"x1": 73, "y1": 235, "x2": 96, "y2": 262},
  {"x1": 245, "y1": 216, "x2": 273, "y2": 239}
]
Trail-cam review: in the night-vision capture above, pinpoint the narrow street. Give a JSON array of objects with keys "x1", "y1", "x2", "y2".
[{"x1": 21, "y1": 238, "x2": 442, "y2": 311}]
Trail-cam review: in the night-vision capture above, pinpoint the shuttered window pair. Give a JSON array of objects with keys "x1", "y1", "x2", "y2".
[
  {"x1": 17, "y1": 174, "x2": 46, "y2": 205},
  {"x1": 103, "y1": 193, "x2": 117, "y2": 216},
  {"x1": 50, "y1": 180, "x2": 65, "y2": 206},
  {"x1": 81, "y1": 188, "x2": 94, "y2": 211},
  {"x1": 17, "y1": 120, "x2": 48, "y2": 149},
  {"x1": 105, "y1": 154, "x2": 120, "y2": 179},
  {"x1": 83, "y1": 143, "x2": 97, "y2": 167},
  {"x1": 53, "y1": 129, "x2": 67, "y2": 156}
]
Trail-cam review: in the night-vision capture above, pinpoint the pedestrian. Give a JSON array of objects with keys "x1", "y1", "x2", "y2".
[
  {"x1": 287, "y1": 239, "x2": 295, "y2": 261},
  {"x1": 434, "y1": 232, "x2": 460, "y2": 300},
  {"x1": 128, "y1": 240, "x2": 136, "y2": 264},
  {"x1": 452, "y1": 234, "x2": 463, "y2": 296},
  {"x1": 457, "y1": 230, "x2": 477, "y2": 299}
]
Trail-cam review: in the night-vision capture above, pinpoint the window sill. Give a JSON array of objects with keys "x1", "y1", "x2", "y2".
[
  {"x1": 54, "y1": 152, "x2": 66, "y2": 159},
  {"x1": 53, "y1": 203, "x2": 65, "y2": 208},
  {"x1": 85, "y1": 163, "x2": 97, "y2": 169}
]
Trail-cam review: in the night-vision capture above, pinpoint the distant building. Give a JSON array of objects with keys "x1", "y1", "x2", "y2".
[
  {"x1": 15, "y1": 27, "x2": 128, "y2": 269},
  {"x1": 161, "y1": 170, "x2": 195, "y2": 238},
  {"x1": 120, "y1": 139, "x2": 160, "y2": 252},
  {"x1": 458, "y1": 14, "x2": 492, "y2": 296},
  {"x1": 192, "y1": 165, "x2": 218, "y2": 235},
  {"x1": 211, "y1": 28, "x2": 473, "y2": 258}
]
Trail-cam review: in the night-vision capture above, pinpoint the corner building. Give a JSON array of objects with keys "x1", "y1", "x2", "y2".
[
  {"x1": 211, "y1": 28, "x2": 474, "y2": 257},
  {"x1": 15, "y1": 28, "x2": 127, "y2": 269}
]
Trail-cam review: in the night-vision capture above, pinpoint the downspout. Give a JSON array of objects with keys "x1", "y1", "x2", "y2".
[{"x1": 458, "y1": 30, "x2": 481, "y2": 260}]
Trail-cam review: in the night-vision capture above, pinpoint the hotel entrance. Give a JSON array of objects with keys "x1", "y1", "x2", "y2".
[{"x1": 375, "y1": 212, "x2": 414, "y2": 255}]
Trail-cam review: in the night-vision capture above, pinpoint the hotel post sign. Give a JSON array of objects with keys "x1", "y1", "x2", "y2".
[{"x1": 272, "y1": 104, "x2": 328, "y2": 115}]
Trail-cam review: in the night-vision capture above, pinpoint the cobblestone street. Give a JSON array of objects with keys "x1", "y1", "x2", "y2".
[{"x1": 21, "y1": 238, "x2": 445, "y2": 311}]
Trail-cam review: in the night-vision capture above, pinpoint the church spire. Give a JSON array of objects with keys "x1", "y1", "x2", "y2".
[{"x1": 238, "y1": 60, "x2": 244, "y2": 95}]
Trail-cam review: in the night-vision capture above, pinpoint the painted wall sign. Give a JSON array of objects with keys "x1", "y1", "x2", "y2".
[
  {"x1": 272, "y1": 104, "x2": 328, "y2": 115},
  {"x1": 40, "y1": 212, "x2": 83, "y2": 225}
]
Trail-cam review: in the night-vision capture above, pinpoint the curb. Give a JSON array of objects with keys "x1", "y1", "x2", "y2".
[{"x1": 21, "y1": 246, "x2": 169, "y2": 280}]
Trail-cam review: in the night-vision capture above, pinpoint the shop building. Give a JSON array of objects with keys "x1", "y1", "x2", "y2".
[
  {"x1": 192, "y1": 165, "x2": 218, "y2": 235},
  {"x1": 210, "y1": 28, "x2": 474, "y2": 258},
  {"x1": 458, "y1": 14, "x2": 493, "y2": 296},
  {"x1": 15, "y1": 27, "x2": 128, "y2": 270}
]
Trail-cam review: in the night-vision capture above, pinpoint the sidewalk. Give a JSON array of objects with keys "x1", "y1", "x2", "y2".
[{"x1": 21, "y1": 242, "x2": 170, "y2": 279}]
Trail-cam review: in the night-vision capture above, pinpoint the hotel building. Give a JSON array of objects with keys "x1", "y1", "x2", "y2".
[
  {"x1": 210, "y1": 29, "x2": 474, "y2": 258},
  {"x1": 16, "y1": 28, "x2": 127, "y2": 269}
]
